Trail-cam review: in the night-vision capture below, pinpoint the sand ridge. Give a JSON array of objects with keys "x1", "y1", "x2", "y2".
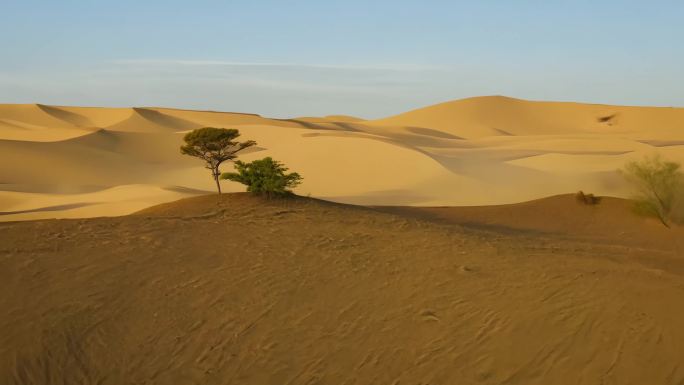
[{"x1": 377, "y1": 194, "x2": 684, "y2": 254}]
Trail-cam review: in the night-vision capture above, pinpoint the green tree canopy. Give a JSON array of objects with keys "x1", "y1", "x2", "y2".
[
  {"x1": 180, "y1": 127, "x2": 256, "y2": 194},
  {"x1": 221, "y1": 157, "x2": 302, "y2": 197}
]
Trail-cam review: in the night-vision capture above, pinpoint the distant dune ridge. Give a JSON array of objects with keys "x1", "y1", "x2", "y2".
[{"x1": 1, "y1": 96, "x2": 684, "y2": 221}]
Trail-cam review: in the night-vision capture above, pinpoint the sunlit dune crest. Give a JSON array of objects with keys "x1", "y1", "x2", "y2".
[{"x1": 1, "y1": 96, "x2": 684, "y2": 221}]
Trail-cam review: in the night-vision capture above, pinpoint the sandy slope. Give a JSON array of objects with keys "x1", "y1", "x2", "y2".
[
  {"x1": 0, "y1": 104, "x2": 97, "y2": 141},
  {"x1": 368, "y1": 95, "x2": 684, "y2": 138},
  {"x1": 378, "y1": 194, "x2": 684, "y2": 254},
  {"x1": 1, "y1": 194, "x2": 683, "y2": 384},
  {"x1": 1, "y1": 96, "x2": 683, "y2": 220},
  {"x1": 0, "y1": 185, "x2": 204, "y2": 221}
]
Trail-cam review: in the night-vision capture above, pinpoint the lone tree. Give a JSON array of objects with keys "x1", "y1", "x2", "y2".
[
  {"x1": 622, "y1": 154, "x2": 683, "y2": 227},
  {"x1": 180, "y1": 127, "x2": 256, "y2": 194},
  {"x1": 221, "y1": 157, "x2": 302, "y2": 197}
]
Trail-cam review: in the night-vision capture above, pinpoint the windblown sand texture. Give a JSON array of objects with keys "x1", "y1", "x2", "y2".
[
  {"x1": 1, "y1": 194, "x2": 684, "y2": 384},
  {"x1": 2, "y1": 96, "x2": 684, "y2": 221}
]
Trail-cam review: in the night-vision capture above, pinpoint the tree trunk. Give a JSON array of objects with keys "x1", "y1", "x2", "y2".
[
  {"x1": 215, "y1": 176, "x2": 222, "y2": 194},
  {"x1": 213, "y1": 168, "x2": 222, "y2": 194}
]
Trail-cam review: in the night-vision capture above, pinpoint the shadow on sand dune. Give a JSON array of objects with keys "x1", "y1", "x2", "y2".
[{"x1": 0, "y1": 202, "x2": 96, "y2": 216}]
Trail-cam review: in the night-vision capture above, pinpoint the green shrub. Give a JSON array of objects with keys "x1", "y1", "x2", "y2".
[
  {"x1": 621, "y1": 154, "x2": 683, "y2": 227},
  {"x1": 221, "y1": 157, "x2": 302, "y2": 197}
]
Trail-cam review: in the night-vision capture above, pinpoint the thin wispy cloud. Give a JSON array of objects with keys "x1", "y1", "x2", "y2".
[
  {"x1": 113, "y1": 59, "x2": 446, "y2": 72},
  {"x1": 2, "y1": 55, "x2": 680, "y2": 119},
  {"x1": 98, "y1": 59, "x2": 449, "y2": 98},
  {"x1": 0, "y1": 57, "x2": 457, "y2": 117}
]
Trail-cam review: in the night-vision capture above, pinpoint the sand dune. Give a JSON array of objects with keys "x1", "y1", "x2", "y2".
[
  {"x1": 105, "y1": 108, "x2": 203, "y2": 133},
  {"x1": 1, "y1": 96, "x2": 683, "y2": 220},
  {"x1": 290, "y1": 114, "x2": 365, "y2": 124},
  {"x1": 0, "y1": 104, "x2": 91, "y2": 129},
  {"x1": 0, "y1": 184, "x2": 205, "y2": 221},
  {"x1": 0, "y1": 130, "x2": 196, "y2": 189},
  {"x1": 368, "y1": 95, "x2": 684, "y2": 138},
  {"x1": 2, "y1": 194, "x2": 683, "y2": 384},
  {"x1": 55, "y1": 106, "x2": 135, "y2": 127},
  {"x1": 0, "y1": 104, "x2": 96, "y2": 141},
  {"x1": 379, "y1": 194, "x2": 684, "y2": 253}
]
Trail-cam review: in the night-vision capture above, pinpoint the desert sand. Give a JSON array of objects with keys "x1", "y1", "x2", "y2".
[
  {"x1": 3, "y1": 96, "x2": 684, "y2": 221},
  {"x1": 2, "y1": 97, "x2": 684, "y2": 383},
  {"x1": 1, "y1": 194, "x2": 684, "y2": 384}
]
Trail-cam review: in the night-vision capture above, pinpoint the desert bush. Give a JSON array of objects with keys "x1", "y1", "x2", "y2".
[
  {"x1": 221, "y1": 157, "x2": 302, "y2": 197},
  {"x1": 621, "y1": 154, "x2": 683, "y2": 227},
  {"x1": 575, "y1": 191, "x2": 601, "y2": 205},
  {"x1": 180, "y1": 127, "x2": 256, "y2": 194}
]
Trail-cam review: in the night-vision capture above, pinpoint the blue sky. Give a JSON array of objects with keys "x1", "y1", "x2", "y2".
[{"x1": 1, "y1": 0, "x2": 682, "y2": 118}]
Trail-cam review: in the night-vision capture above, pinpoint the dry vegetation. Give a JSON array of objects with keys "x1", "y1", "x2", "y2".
[
  {"x1": 575, "y1": 191, "x2": 601, "y2": 205},
  {"x1": 622, "y1": 154, "x2": 684, "y2": 227}
]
